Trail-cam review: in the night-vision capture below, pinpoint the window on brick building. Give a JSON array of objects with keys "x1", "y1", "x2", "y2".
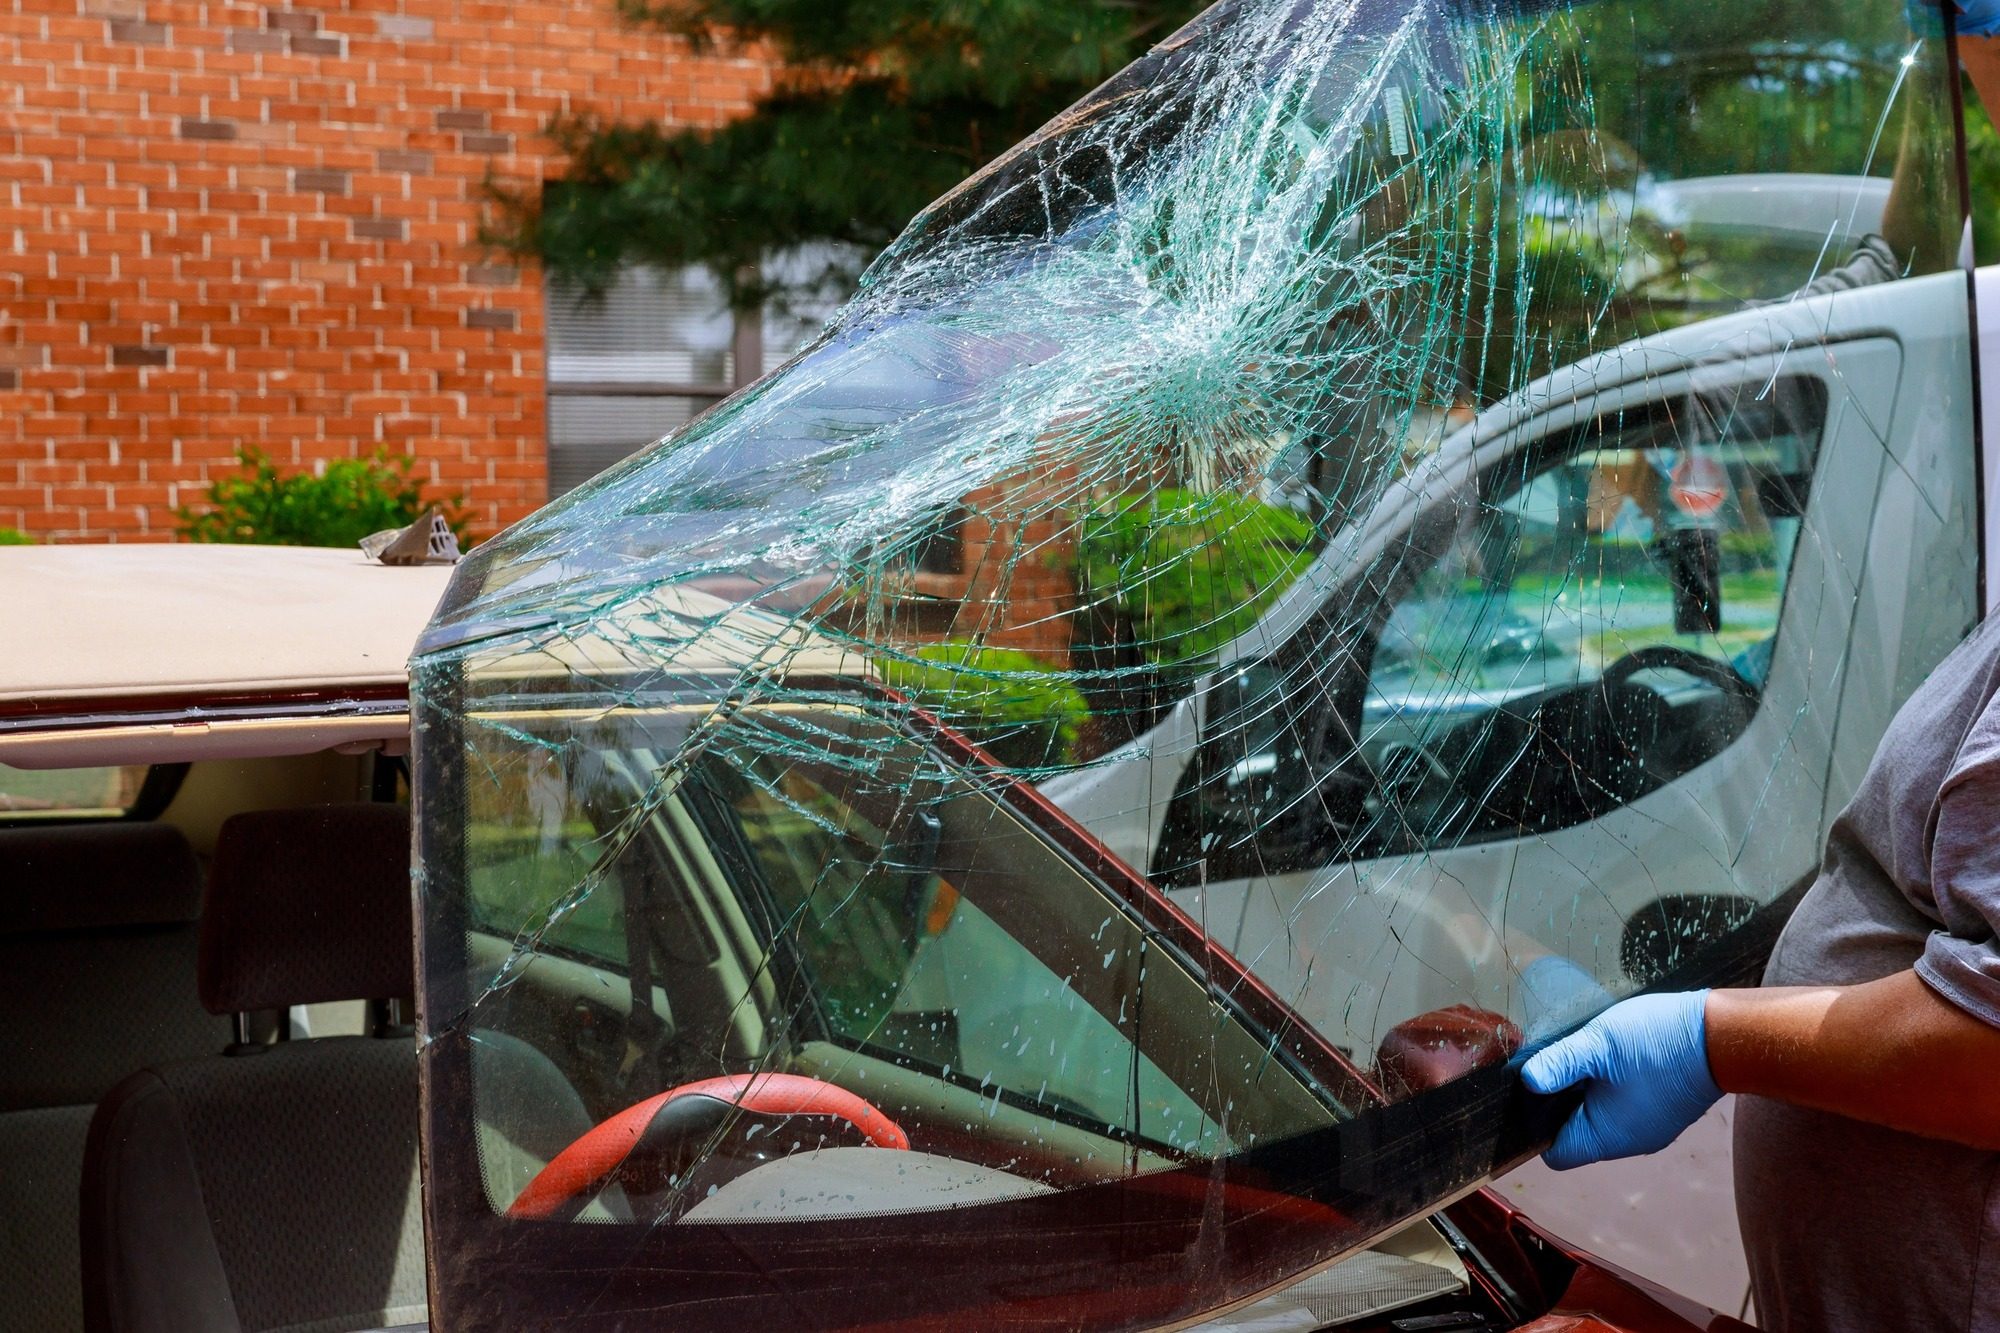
[{"x1": 544, "y1": 252, "x2": 851, "y2": 498}]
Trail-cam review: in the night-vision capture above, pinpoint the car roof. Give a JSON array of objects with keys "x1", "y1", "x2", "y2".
[{"x1": 0, "y1": 544, "x2": 454, "y2": 706}]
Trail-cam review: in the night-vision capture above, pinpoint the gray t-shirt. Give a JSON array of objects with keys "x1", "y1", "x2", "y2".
[{"x1": 1736, "y1": 613, "x2": 2000, "y2": 1332}]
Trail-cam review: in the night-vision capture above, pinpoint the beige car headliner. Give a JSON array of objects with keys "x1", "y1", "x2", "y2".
[
  {"x1": 0, "y1": 544, "x2": 445, "y2": 768},
  {"x1": 0, "y1": 544, "x2": 865, "y2": 768},
  {"x1": 1, "y1": 544, "x2": 453, "y2": 705}
]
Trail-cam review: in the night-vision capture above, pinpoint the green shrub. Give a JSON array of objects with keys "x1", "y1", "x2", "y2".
[
  {"x1": 879, "y1": 641, "x2": 1089, "y2": 770},
  {"x1": 0, "y1": 527, "x2": 32, "y2": 546},
  {"x1": 176, "y1": 448, "x2": 464, "y2": 548},
  {"x1": 1076, "y1": 489, "x2": 1314, "y2": 667},
  {"x1": 1719, "y1": 529, "x2": 1777, "y2": 570}
]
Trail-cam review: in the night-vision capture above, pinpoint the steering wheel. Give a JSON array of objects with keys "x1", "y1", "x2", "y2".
[
  {"x1": 507, "y1": 1072, "x2": 909, "y2": 1222},
  {"x1": 1601, "y1": 644, "x2": 1758, "y2": 703}
]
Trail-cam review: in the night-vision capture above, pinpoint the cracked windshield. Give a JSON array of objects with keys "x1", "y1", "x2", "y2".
[{"x1": 412, "y1": 0, "x2": 1975, "y2": 1324}]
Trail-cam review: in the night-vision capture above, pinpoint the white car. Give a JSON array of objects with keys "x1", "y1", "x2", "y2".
[{"x1": 1041, "y1": 220, "x2": 1997, "y2": 1314}]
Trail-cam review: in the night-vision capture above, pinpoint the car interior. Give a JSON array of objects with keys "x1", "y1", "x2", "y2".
[
  {"x1": 0, "y1": 712, "x2": 1549, "y2": 1333},
  {"x1": 455, "y1": 704, "x2": 1343, "y2": 1208},
  {"x1": 0, "y1": 818, "x2": 228, "y2": 1333},
  {"x1": 1151, "y1": 376, "x2": 1823, "y2": 888},
  {"x1": 0, "y1": 698, "x2": 1629, "y2": 1333},
  {"x1": 0, "y1": 751, "x2": 428, "y2": 1333},
  {"x1": 420, "y1": 695, "x2": 1560, "y2": 1330},
  {"x1": 79, "y1": 800, "x2": 425, "y2": 1333}
]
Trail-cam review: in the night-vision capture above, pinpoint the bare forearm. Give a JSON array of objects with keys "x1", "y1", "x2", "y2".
[{"x1": 1706, "y1": 971, "x2": 2000, "y2": 1149}]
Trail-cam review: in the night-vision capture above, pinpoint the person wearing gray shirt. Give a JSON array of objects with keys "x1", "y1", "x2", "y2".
[{"x1": 1525, "y1": 608, "x2": 2000, "y2": 1330}]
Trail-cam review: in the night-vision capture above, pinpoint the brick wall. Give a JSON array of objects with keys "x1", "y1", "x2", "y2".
[
  {"x1": 0, "y1": 0, "x2": 773, "y2": 540},
  {"x1": 851, "y1": 472, "x2": 1080, "y2": 665},
  {"x1": 949, "y1": 477, "x2": 1078, "y2": 662}
]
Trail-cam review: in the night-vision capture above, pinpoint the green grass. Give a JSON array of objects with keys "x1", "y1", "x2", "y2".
[{"x1": 0, "y1": 764, "x2": 133, "y2": 815}]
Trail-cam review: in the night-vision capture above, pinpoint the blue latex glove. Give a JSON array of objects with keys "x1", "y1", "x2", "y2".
[
  {"x1": 1520, "y1": 990, "x2": 1722, "y2": 1171},
  {"x1": 1963, "y1": 0, "x2": 2000, "y2": 36},
  {"x1": 1914, "y1": 0, "x2": 2000, "y2": 37}
]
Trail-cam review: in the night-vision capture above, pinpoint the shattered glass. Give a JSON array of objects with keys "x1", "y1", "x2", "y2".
[{"x1": 411, "y1": 0, "x2": 1978, "y2": 1325}]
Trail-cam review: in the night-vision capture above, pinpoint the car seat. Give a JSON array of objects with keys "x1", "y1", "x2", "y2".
[
  {"x1": 77, "y1": 804, "x2": 425, "y2": 1333},
  {"x1": 0, "y1": 821, "x2": 231, "y2": 1333}
]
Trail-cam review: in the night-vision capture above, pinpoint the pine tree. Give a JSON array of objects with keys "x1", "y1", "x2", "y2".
[{"x1": 482, "y1": 0, "x2": 1208, "y2": 306}]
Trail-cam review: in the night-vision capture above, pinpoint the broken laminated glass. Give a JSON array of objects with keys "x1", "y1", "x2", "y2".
[{"x1": 411, "y1": 0, "x2": 1979, "y2": 1325}]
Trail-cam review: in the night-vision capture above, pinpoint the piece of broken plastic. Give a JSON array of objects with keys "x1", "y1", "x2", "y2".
[{"x1": 361, "y1": 506, "x2": 461, "y2": 565}]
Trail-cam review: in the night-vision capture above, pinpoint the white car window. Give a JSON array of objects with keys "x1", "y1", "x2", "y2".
[{"x1": 1357, "y1": 377, "x2": 1822, "y2": 852}]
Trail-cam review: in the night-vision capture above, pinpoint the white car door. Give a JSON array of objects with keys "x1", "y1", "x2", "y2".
[{"x1": 1115, "y1": 270, "x2": 1976, "y2": 1066}]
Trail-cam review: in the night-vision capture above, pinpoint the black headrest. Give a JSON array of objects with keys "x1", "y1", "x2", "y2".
[
  {"x1": 0, "y1": 822, "x2": 201, "y2": 934},
  {"x1": 200, "y1": 803, "x2": 414, "y2": 1014}
]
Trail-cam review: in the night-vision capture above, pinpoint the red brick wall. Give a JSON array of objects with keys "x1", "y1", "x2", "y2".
[
  {"x1": 949, "y1": 476, "x2": 1078, "y2": 662},
  {"x1": 860, "y1": 472, "x2": 1079, "y2": 665},
  {"x1": 0, "y1": 0, "x2": 773, "y2": 541}
]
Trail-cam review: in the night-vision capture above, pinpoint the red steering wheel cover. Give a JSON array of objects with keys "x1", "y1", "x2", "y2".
[{"x1": 507, "y1": 1072, "x2": 909, "y2": 1220}]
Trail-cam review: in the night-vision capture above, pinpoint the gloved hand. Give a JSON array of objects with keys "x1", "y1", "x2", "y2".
[
  {"x1": 1914, "y1": 0, "x2": 2000, "y2": 38},
  {"x1": 1520, "y1": 990, "x2": 1722, "y2": 1171},
  {"x1": 1964, "y1": 0, "x2": 2000, "y2": 36}
]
